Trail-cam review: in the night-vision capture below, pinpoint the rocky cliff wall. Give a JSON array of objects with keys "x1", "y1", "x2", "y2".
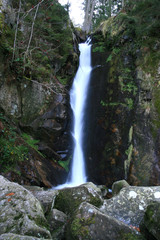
[
  {"x1": 84, "y1": 0, "x2": 160, "y2": 187},
  {"x1": 0, "y1": 0, "x2": 78, "y2": 187}
]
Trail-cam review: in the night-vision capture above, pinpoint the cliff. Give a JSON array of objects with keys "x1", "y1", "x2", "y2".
[
  {"x1": 85, "y1": 0, "x2": 160, "y2": 186},
  {"x1": 0, "y1": 0, "x2": 78, "y2": 187}
]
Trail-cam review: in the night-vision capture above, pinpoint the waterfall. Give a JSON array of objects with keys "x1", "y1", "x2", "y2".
[{"x1": 54, "y1": 40, "x2": 92, "y2": 189}]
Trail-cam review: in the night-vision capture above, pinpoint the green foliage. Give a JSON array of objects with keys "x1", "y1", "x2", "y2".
[
  {"x1": 101, "y1": 98, "x2": 133, "y2": 110},
  {"x1": 112, "y1": 48, "x2": 120, "y2": 55},
  {"x1": 125, "y1": 98, "x2": 133, "y2": 110},
  {"x1": 101, "y1": 100, "x2": 122, "y2": 107},
  {"x1": 119, "y1": 78, "x2": 138, "y2": 96},
  {"x1": 93, "y1": 42, "x2": 105, "y2": 53},
  {"x1": 106, "y1": 54, "x2": 112, "y2": 62},
  {"x1": 57, "y1": 76, "x2": 68, "y2": 86},
  {"x1": 106, "y1": 48, "x2": 120, "y2": 63},
  {"x1": 129, "y1": 0, "x2": 160, "y2": 38},
  {"x1": 0, "y1": 114, "x2": 28, "y2": 172},
  {"x1": 58, "y1": 159, "x2": 70, "y2": 172},
  {"x1": 9, "y1": 0, "x2": 73, "y2": 85},
  {"x1": 22, "y1": 133, "x2": 44, "y2": 157}
]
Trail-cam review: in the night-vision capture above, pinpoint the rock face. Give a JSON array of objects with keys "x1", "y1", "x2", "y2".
[
  {"x1": 48, "y1": 209, "x2": 67, "y2": 239},
  {"x1": 141, "y1": 202, "x2": 160, "y2": 240},
  {"x1": 1, "y1": 176, "x2": 160, "y2": 240},
  {"x1": 67, "y1": 202, "x2": 143, "y2": 240},
  {"x1": 100, "y1": 186, "x2": 160, "y2": 227},
  {"x1": 0, "y1": 0, "x2": 77, "y2": 186},
  {"x1": 0, "y1": 234, "x2": 43, "y2": 240},
  {"x1": 83, "y1": 1, "x2": 160, "y2": 187},
  {"x1": 54, "y1": 182, "x2": 103, "y2": 215},
  {"x1": 0, "y1": 176, "x2": 51, "y2": 239}
]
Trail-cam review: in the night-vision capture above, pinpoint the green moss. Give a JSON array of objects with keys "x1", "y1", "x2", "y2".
[
  {"x1": 22, "y1": 133, "x2": 45, "y2": 158},
  {"x1": 70, "y1": 216, "x2": 95, "y2": 240},
  {"x1": 145, "y1": 208, "x2": 154, "y2": 224},
  {"x1": 0, "y1": 113, "x2": 29, "y2": 172},
  {"x1": 54, "y1": 187, "x2": 102, "y2": 216},
  {"x1": 71, "y1": 218, "x2": 89, "y2": 239},
  {"x1": 54, "y1": 191, "x2": 76, "y2": 215}
]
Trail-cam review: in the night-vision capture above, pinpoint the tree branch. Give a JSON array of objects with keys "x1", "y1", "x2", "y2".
[
  {"x1": 30, "y1": 79, "x2": 65, "y2": 95},
  {"x1": 22, "y1": 0, "x2": 45, "y2": 19},
  {"x1": 12, "y1": 0, "x2": 22, "y2": 63},
  {"x1": 25, "y1": 2, "x2": 40, "y2": 56}
]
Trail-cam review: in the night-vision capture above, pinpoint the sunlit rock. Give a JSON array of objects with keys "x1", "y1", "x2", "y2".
[
  {"x1": 0, "y1": 176, "x2": 51, "y2": 239},
  {"x1": 54, "y1": 182, "x2": 103, "y2": 215},
  {"x1": 67, "y1": 202, "x2": 144, "y2": 240},
  {"x1": 100, "y1": 186, "x2": 160, "y2": 227}
]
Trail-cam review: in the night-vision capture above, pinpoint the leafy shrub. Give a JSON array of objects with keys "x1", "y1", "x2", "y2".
[
  {"x1": 0, "y1": 114, "x2": 28, "y2": 172},
  {"x1": 22, "y1": 133, "x2": 45, "y2": 157}
]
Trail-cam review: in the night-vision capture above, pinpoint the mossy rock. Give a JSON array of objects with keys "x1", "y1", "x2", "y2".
[
  {"x1": 142, "y1": 201, "x2": 160, "y2": 240},
  {"x1": 67, "y1": 202, "x2": 144, "y2": 240},
  {"x1": 54, "y1": 182, "x2": 103, "y2": 215},
  {"x1": 0, "y1": 176, "x2": 51, "y2": 238},
  {"x1": 0, "y1": 233, "x2": 42, "y2": 240},
  {"x1": 112, "y1": 180, "x2": 130, "y2": 196}
]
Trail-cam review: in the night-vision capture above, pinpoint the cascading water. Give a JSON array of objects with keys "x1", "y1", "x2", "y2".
[{"x1": 54, "y1": 39, "x2": 92, "y2": 189}]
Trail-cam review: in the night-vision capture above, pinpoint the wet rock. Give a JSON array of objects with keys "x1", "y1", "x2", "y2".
[
  {"x1": 54, "y1": 182, "x2": 103, "y2": 215},
  {"x1": 100, "y1": 186, "x2": 160, "y2": 227},
  {"x1": 112, "y1": 180, "x2": 130, "y2": 196},
  {"x1": 0, "y1": 176, "x2": 51, "y2": 239},
  {"x1": 141, "y1": 201, "x2": 160, "y2": 240},
  {"x1": 67, "y1": 202, "x2": 144, "y2": 240},
  {"x1": 48, "y1": 209, "x2": 67, "y2": 239}
]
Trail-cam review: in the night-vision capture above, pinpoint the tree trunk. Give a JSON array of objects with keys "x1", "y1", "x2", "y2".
[
  {"x1": 83, "y1": 0, "x2": 96, "y2": 34},
  {"x1": 122, "y1": 0, "x2": 125, "y2": 8},
  {"x1": 108, "y1": 0, "x2": 111, "y2": 17}
]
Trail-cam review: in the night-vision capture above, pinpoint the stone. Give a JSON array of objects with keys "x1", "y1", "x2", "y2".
[
  {"x1": 0, "y1": 233, "x2": 47, "y2": 240},
  {"x1": 30, "y1": 189, "x2": 58, "y2": 214},
  {"x1": 100, "y1": 186, "x2": 160, "y2": 227},
  {"x1": 48, "y1": 209, "x2": 67, "y2": 239},
  {"x1": 0, "y1": 82, "x2": 21, "y2": 117},
  {"x1": 67, "y1": 202, "x2": 144, "y2": 240},
  {"x1": 54, "y1": 182, "x2": 103, "y2": 215},
  {"x1": 0, "y1": 176, "x2": 51, "y2": 239},
  {"x1": 112, "y1": 180, "x2": 130, "y2": 196},
  {"x1": 142, "y1": 201, "x2": 160, "y2": 240}
]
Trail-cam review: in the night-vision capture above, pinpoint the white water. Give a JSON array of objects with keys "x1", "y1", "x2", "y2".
[{"x1": 54, "y1": 40, "x2": 92, "y2": 189}]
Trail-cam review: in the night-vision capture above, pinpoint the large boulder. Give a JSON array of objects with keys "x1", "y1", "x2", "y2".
[
  {"x1": 141, "y1": 201, "x2": 160, "y2": 240},
  {"x1": 67, "y1": 202, "x2": 144, "y2": 240},
  {"x1": 0, "y1": 234, "x2": 44, "y2": 240},
  {"x1": 26, "y1": 187, "x2": 58, "y2": 214},
  {"x1": 47, "y1": 209, "x2": 67, "y2": 239},
  {"x1": 0, "y1": 176, "x2": 51, "y2": 239},
  {"x1": 112, "y1": 180, "x2": 130, "y2": 196},
  {"x1": 54, "y1": 182, "x2": 103, "y2": 215},
  {"x1": 100, "y1": 186, "x2": 160, "y2": 227}
]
